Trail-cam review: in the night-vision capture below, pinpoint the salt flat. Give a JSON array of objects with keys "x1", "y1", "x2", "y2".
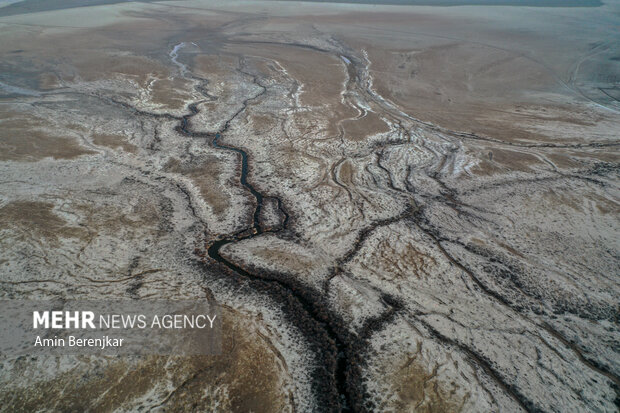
[{"x1": 0, "y1": 0, "x2": 618, "y2": 411}]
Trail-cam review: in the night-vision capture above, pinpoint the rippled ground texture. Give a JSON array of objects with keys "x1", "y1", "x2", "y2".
[{"x1": 0, "y1": 0, "x2": 618, "y2": 411}]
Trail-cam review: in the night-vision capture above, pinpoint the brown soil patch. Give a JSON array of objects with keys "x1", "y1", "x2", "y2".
[
  {"x1": 590, "y1": 194, "x2": 620, "y2": 215},
  {"x1": 72, "y1": 53, "x2": 169, "y2": 85},
  {"x1": 346, "y1": 36, "x2": 617, "y2": 146},
  {"x1": 193, "y1": 54, "x2": 239, "y2": 79},
  {"x1": 337, "y1": 159, "x2": 354, "y2": 185},
  {"x1": 0, "y1": 307, "x2": 292, "y2": 412},
  {"x1": 166, "y1": 156, "x2": 230, "y2": 216},
  {"x1": 227, "y1": 42, "x2": 356, "y2": 138},
  {"x1": 249, "y1": 113, "x2": 280, "y2": 135},
  {"x1": 362, "y1": 235, "x2": 438, "y2": 281},
  {"x1": 0, "y1": 201, "x2": 87, "y2": 244},
  {"x1": 149, "y1": 77, "x2": 194, "y2": 110},
  {"x1": 0, "y1": 112, "x2": 95, "y2": 161},
  {"x1": 75, "y1": 200, "x2": 161, "y2": 234},
  {"x1": 92, "y1": 133, "x2": 137, "y2": 153},
  {"x1": 0, "y1": 198, "x2": 161, "y2": 248},
  {"x1": 193, "y1": 54, "x2": 241, "y2": 101},
  {"x1": 38, "y1": 72, "x2": 61, "y2": 90},
  {"x1": 470, "y1": 148, "x2": 541, "y2": 176},
  {"x1": 341, "y1": 111, "x2": 390, "y2": 141},
  {"x1": 387, "y1": 358, "x2": 468, "y2": 412}
]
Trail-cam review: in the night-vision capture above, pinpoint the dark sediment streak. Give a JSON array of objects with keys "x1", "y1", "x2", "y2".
[{"x1": 176, "y1": 72, "x2": 360, "y2": 411}]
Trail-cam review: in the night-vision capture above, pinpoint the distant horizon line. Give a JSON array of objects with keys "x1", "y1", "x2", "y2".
[
  {"x1": 268, "y1": 0, "x2": 603, "y2": 7},
  {"x1": 0, "y1": 0, "x2": 605, "y2": 19}
]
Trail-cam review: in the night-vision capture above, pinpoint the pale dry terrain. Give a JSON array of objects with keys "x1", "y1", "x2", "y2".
[{"x1": 0, "y1": 0, "x2": 618, "y2": 412}]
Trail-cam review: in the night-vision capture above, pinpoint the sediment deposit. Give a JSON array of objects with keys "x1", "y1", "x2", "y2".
[{"x1": 0, "y1": 1, "x2": 618, "y2": 411}]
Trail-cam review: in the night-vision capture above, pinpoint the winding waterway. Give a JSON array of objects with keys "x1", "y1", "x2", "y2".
[{"x1": 172, "y1": 52, "x2": 356, "y2": 411}]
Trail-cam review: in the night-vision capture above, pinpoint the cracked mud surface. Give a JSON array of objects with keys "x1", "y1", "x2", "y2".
[{"x1": 0, "y1": 1, "x2": 618, "y2": 412}]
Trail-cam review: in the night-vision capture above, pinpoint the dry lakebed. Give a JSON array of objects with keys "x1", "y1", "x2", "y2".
[{"x1": 0, "y1": 0, "x2": 618, "y2": 411}]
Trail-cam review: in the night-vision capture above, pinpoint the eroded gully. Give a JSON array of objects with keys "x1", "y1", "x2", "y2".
[{"x1": 175, "y1": 63, "x2": 362, "y2": 411}]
